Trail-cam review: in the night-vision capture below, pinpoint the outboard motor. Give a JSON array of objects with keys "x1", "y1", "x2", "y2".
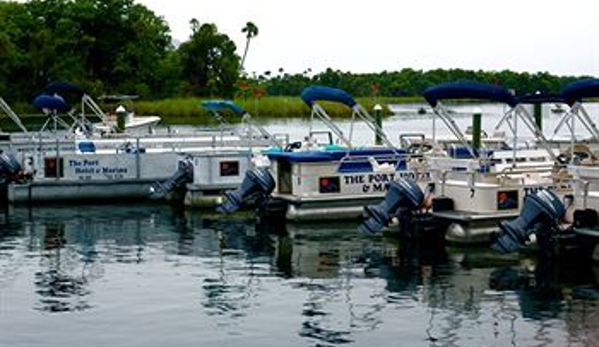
[
  {"x1": 0, "y1": 151, "x2": 21, "y2": 181},
  {"x1": 217, "y1": 167, "x2": 275, "y2": 213},
  {"x1": 359, "y1": 178, "x2": 424, "y2": 235},
  {"x1": 493, "y1": 190, "x2": 565, "y2": 254},
  {"x1": 150, "y1": 157, "x2": 194, "y2": 200}
]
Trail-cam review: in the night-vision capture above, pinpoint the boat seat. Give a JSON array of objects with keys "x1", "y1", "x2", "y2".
[{"x1": 78, "y1": 141, "x2": 96, "y2": 153}]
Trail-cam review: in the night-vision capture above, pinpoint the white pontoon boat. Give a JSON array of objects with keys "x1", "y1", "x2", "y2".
[
  {"x1": 360, "y1": 82, "x2": 559, "y2": 244},
  {"x1": 0, "y1": 95, "x2": 279, "y2": 203},
  {"x1": 492, "y1": 80, "x2": 599, "y2": 260},
  {"x1": 217, "y1": 86, "x2": 429, "y2": 221}
]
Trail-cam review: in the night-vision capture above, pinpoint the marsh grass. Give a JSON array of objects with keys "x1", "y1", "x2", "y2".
[
  {"x1": 138, "y1": 96, "x2": 423, "y2": 125},
  {"x1": 1, "y1": 96, "x2": 424, "y2": 128}
]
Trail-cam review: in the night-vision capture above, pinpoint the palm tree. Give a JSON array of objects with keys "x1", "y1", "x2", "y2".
[{"x1": 241, "y1": 22, "x2": 258, "y2": 72}]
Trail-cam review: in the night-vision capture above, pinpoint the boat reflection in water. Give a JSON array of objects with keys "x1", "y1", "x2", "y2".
[{"x1": 0, "y1": 205, "x2": 597, "y2": 346}]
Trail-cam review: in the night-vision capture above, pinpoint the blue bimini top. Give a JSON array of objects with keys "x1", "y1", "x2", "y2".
[
  {"x1": 300, "y1": 86, "x2": 357, "y2": 109},
  {"x1": 33, "y1": 94, "x2": 71, "y2": 112},
  {"x1": 201, "y1": 100, "x2": 246, "y2": 116},
  {"x1": 561, "y1": 79, "x2": 599, "y2": 106},
  {"x1": 517, "y1": 93, "x2": 565, "y2": 105},
  {"x1": 424, "y1": 82, "x2": 518, "y2": 108}
]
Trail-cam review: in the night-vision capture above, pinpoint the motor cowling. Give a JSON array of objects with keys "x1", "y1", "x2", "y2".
[
  {"x1": 150, "y1": 157, "x2": 194, "y2": 200},
  {"x1": 493, "y1": 190, "x2": 565, "y2": 254},
  {"x1": 0, "y1": 151, "x2": 22, "y2": 182},
  {"x1": 359, "y1": 178, "x2": 424, "y2": 235},
  {"x1": 217, "y1": 167, "x2": 275, "y2": 213}
]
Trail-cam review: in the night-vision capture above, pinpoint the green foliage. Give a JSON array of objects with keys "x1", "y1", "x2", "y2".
[
  {"x1": 255, "y1": 67, "x2": 586, "y2": 98},
  {"x1": 0, "y1": 0, "x2": 172, "y2": 100},
  {"x1": 0, "y1": 0, "x2": 244, "y2": 101},
  {"x1": 178, "y1": 21, "x2": 241, "y2": 98}
]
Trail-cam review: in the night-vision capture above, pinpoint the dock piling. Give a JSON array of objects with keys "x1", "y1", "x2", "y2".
[{"x1": 373, "y1": 104, "x2": 383, "y2": 145}]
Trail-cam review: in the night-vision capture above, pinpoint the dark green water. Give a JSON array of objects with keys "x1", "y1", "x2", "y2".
[{"x1": 0, "y1": 204, "x2": 598, "y2": 347}]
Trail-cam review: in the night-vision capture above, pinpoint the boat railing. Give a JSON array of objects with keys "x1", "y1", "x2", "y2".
[
  {"x1": 429, "y1": 156, "x2": 555, "y2": 176},
  {"x1": 428, "y1": 156, "x2": 481, "y2": 172},
  {"x1": 0, "y1": 97, "x2": 30, "y2": 136},
  {"x1": 432, "y1": 159, "x2": 555, "y2": 195},
  {"x1": 399, "y1": 133, "x2": 426, "y2": 149},
  {"x1": 336, "y1": 152, "x2": 413, "y2": 173},
  {"x1": 565, "y1": 165, "x2": 599, "y2": 209},
  {"x1": 308, "y1": 130, "x2": 334, "y2": 146},
  {"x1": 497, "y1": 164, "x2": 555, "y2": 175},
  {"x1": 337, "y1": 152, "x2": 411, "y2": 162}
]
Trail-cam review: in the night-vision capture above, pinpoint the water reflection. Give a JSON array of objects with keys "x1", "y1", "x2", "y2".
[
  {"x1": 0, "y1": 205, "x2": 597, "y2": 346},
  {"x1": 283, "y1": 223, "x2": 388, "y2": 346},
  {"x1": 35, "y1": 221, "x2": 91, "y2": 312}
]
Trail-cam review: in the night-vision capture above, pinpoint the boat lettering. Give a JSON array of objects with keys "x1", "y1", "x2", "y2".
[
  {"x1": 344, "y1": 171, "x2": 429, "y2": 186},
  {"x1": 361, "y1": 182, "x2": 390, "y2": 193},
  {"x1": 342, "y1": 171, "x2": 430, "y2": 193},
  {"x1": 72, "y1": 166, "x2": 128, "y2": 175},
  {"x1": 67, "y1": 158, "x2": 130, "y2": 180},
  {"x1": 344, "y1": 173, "x2": 395, "y2": 186},
  {"x1": 69, "y1": 159, "x2": 100, "y2": 167}
]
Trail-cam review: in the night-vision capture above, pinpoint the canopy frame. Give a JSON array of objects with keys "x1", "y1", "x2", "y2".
[
  {"x1": 0, "y1": 97, "x2": 29, "y2": 136},
  {"x1": 425, "y1": 82, "x2": 556, "y2": 161},
  {"x1": 201, "y1": 100, "x2": 283, "y2": 148},
  {"x1": 302, "y1": 86, "x2": 395, "y2": 150}
]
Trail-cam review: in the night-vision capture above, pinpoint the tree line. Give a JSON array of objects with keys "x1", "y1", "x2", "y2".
[
  {"x1": 260, "y1": 68, "x2": 591, "y2": 99},
  {"x1": 0, "y1": 0, "x2": 591, "y2": 105}
]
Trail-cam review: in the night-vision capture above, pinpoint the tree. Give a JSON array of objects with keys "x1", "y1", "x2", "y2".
[
  {"x1": 0, "y1": 0, "x2": 171, "y2": 99},
  {"x1": 178, "y1": 21, "x2": 240, "y2": 97},
  {"x1": 240, "y1": 22, "x2": 258, "y2": 72}
]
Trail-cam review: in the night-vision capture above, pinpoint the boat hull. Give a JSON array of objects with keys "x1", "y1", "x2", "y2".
[{"x1": 8, "y1": 179, "x2": 155, "y2": 203}]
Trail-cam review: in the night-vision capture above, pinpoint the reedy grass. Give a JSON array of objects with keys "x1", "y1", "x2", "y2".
[
  {"x1": 1, "y1": 96, "x2": 425, "y2": 128},
  {"x1": 138, "y1": 96, "x2": 424, "y2": 125}
]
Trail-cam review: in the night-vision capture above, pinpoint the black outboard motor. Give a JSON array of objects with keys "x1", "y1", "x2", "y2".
[
  {"x1": 493, "y1": 190, "x2": 565, "y2": 254},
  {"x1": 359, "y1": 178, "x2": 424, "y2": 235},
  {"x1": 217, "y1": 167, "x2": 275, "y2": 213},
  {"x1": 0, "y1": 151, "x2": 21, "y2": 206},
  {"x1": 0, "y1": 151, "x2": 21, "y2": 181},
  {"x1": 150, "y1": 158, "x2": 194, "y2": 200}
]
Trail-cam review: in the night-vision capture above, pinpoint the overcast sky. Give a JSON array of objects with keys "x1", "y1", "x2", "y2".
[{"x1": 138, "y1": 1, "x2": 596, "y2": 76}]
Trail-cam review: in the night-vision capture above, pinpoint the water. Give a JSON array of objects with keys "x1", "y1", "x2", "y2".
[
  {"x1": 2, "y1": 106, "x2": 599, "y2": 346},
  {"x1": 1, "y1": 204, "x2": 598, "y2": 346},
  {"x1": 4, "y1": 103, "x2": 599, "y2": 146},
  {"x1": 258, "y1": 102, "x2": 599, "y2": 146}
]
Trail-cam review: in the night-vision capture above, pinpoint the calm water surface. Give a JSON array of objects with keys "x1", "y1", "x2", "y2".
[
  {"x1": 1, "y1": 204, "x2": 598, "y2": 347},
  {"x1": 259, "y1": 103, "x2": 599, "y2": 145}
]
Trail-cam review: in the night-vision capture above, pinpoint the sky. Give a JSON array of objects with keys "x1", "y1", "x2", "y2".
[{"x1": 129, "y1": 0, "x2": 596, "y2": 76}]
